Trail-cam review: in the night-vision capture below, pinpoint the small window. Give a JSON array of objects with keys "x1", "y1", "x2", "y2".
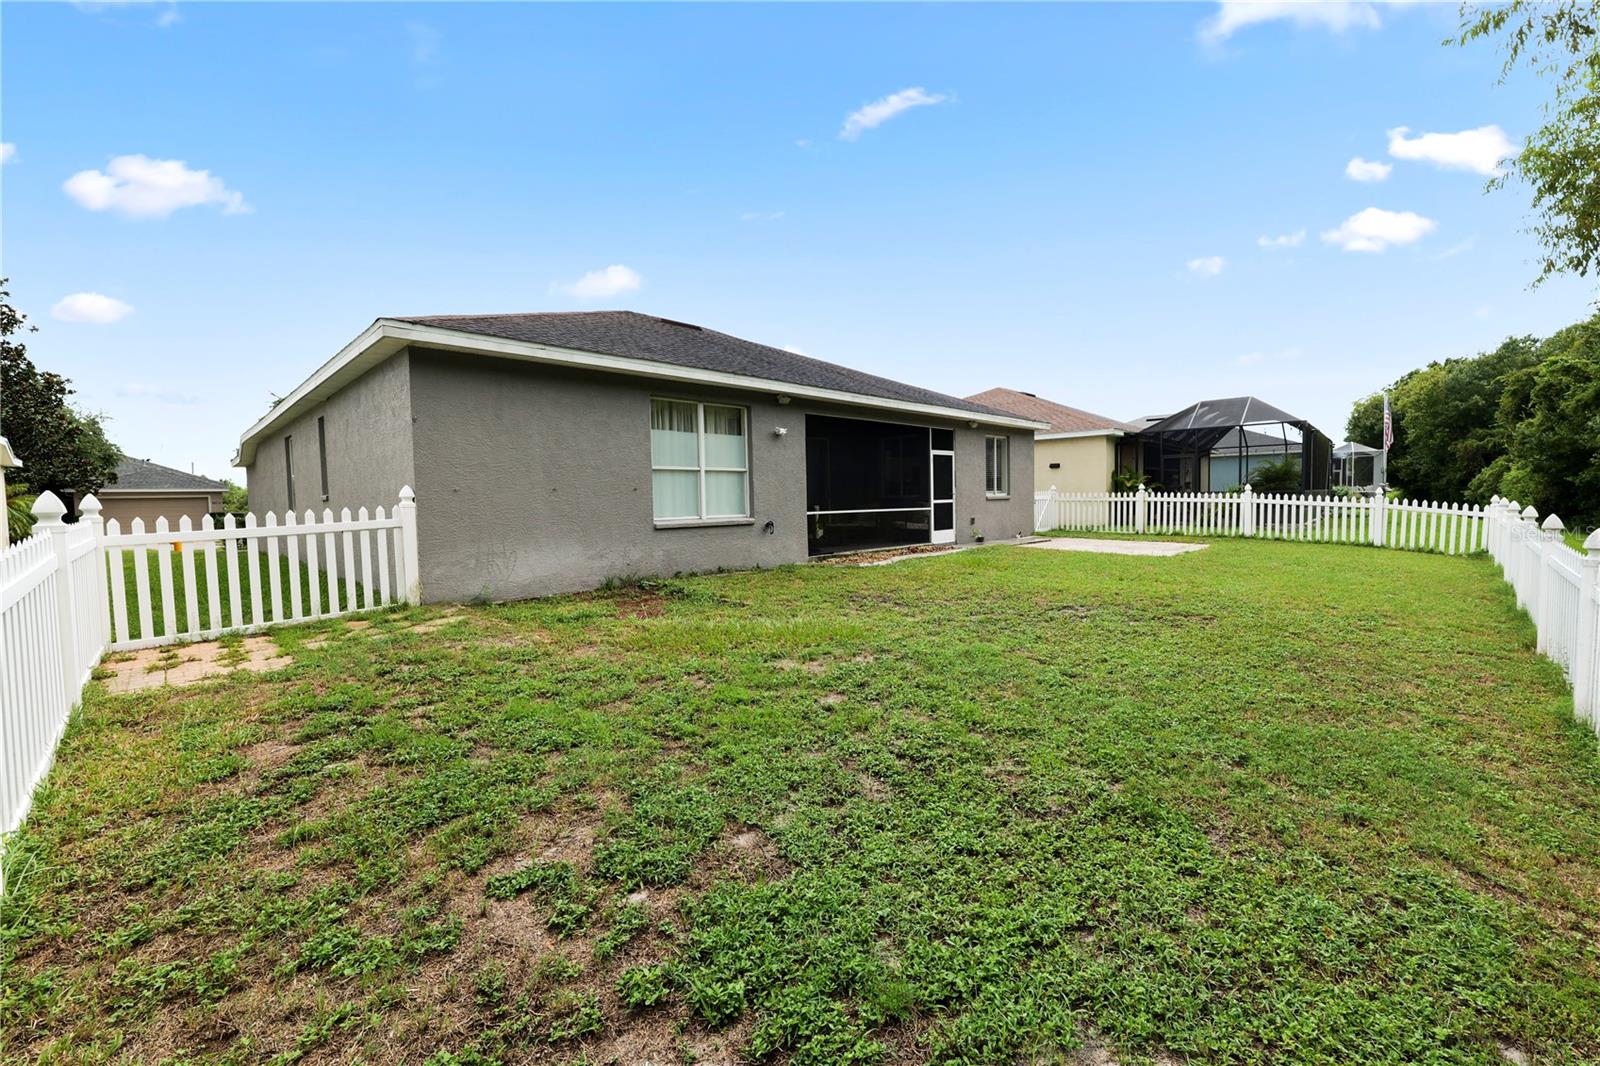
[
  {"x1": 985, "y1": 435, "x2": 1009, "y2": 496},
  {"x1": 650, "y1": 399, "x2": 749, "y2": 521},
  {"x1": 317, "y1": 416, "x2": 330, "y2": 500},
  {"x1": 284, "y1": 435, "x2": 296, "y2": 510}
]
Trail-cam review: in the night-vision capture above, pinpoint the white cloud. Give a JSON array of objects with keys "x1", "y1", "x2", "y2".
[
  {"x1": 794, "y1": 139, "x2": 813, "y2": 150},
  {"x1": 405, "y1": 20, "x2": 440, "y2": 64},
  {"x1": 1321, "y1": 207, "x2": 1436, "y2": 252},
  {"x1": 51, "y1": 292, "x2": 134, "y2": 324},
  {"x1": 1186, "y1": 255, "x2": 1226, "y2": 277},
  {"x1": 118, "y1": 382, "x2": 199, "y2": 404},
  {"x1": 783, "y1": 344, "x2": 810, "y2": 356},
  {"x1": 1386, "y1": 125, "x2": 1514, "y2": 176},
  {"x1": 840, "y1": 87, "x2": 948, "y2": 141},
  {"x1": 554, "y1": 264, "x2": 642, "y2": 299},
  {"x1": 1257, "y1": 230, "x2": 1305, "y2": 249},
  {"x1": 1200, "y1": 1, "x2": 1382, "y2": 43},
  {"x1": 739, "y1": 210, "x2": 785, "y2": 222},
  {"x1": 64, "y1": 155, "x2": 250, "y2": 218},
  {"x1": 0, "y1": 143, "x2": 14, "y2": 164},
  {"x1": 1345, "y1": 156, "x2": 1392, "y2": 182}
]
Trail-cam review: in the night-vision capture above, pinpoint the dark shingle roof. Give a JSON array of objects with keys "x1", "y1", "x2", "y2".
[
  {"x1": 964, "y1": 388, "x2": 1142, "y2": 434},
  {"x1": 392, "y1": 311, "x2": 1019, "y2": 421},
  {"x1": 103, "y1": 456, "x2": 227, "y2": 494}
]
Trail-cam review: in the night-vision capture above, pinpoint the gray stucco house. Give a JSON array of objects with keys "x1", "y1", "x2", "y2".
[{"x1": 237, "y1": 312, "x2": 1044, "y2": 602}]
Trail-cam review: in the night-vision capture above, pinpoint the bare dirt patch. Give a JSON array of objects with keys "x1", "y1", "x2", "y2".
[{"x1": 101, "y1": 635, "x2": 290, "y2": 693}]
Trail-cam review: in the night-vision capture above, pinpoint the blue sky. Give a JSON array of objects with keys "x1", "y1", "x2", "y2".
[{"x1": 3, "y1": 1, "x2": 1593, "y2": 480}]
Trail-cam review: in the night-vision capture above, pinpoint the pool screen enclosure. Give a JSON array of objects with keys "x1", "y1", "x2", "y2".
[{"x1": 805, "y1": 415, "x2": 949, "y2": 555}]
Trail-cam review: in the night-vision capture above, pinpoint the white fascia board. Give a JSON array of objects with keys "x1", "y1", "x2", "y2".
[
  {"x1": 0, "y1": 436, "x2": 21, "y2": 469},
  {"x1": 236, "y1": 319, "x2": 1048, "y2": 463},
  {"x1": 1036, "y1": 429, "x2": 1125, "y2": 441}
]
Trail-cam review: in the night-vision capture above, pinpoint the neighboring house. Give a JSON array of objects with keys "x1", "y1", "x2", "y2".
[
  {"x1": 1206, "y1": 428, "x2": 1300, "y2": 490},
  {"x1": 965, "y1": 388, "x2": 1141, "y2": 493},
  {"x1": 1132, "y1": 397, "x2": 1331, "y2": 493},
  {"x1": 97, "y1": 457, "x2": 227, "y2": 529},
  {"x1": 236, "y1": 312, "x2": 1044, "y2": 602}
]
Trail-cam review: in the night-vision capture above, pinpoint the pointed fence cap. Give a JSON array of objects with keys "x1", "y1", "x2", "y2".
[
  {"x1": 78, "y1": 493, "x2": 101, "y2": 516},
  {"x1": 1586, "y1": 528, "x2": 1600, "y2": 552},
  {"x1": 399, "y1": 485, "x2": 415, "y2": 503},
  {"x1": 1521, "y1": 505, "x2": 1540, "y2": 520},
  {"x1": 1542, "y1": 514, "x2": 1566, "y2": 532},
  {"x1": 30, "y1": 490, "x2": 67, "y2": 523}
]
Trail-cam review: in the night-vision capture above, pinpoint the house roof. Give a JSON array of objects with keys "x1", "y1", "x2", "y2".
[
  {"x1": 398, "y1": 312, "x2": 1021, "y2": 421},
  {"x1": 236, "y1": 312, "x2": 1046, "y2": 464},
  {"x1": 100, "y1": 456, "x2": 227, "y2": 495},
  {"x1": 964, "y1": 387, "x2": 1142, "y2": 436},
  {"x1": 1209, "y1": 429, "x2": 1303, "y2": 456}
]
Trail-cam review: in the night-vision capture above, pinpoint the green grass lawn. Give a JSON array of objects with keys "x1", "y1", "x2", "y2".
[
  {"x1": 107, "y1": 546, "x2": 369, "y2": 642},
  {"x1": 4, "y1": 540, "x2": 1599, "y2": 1064}
]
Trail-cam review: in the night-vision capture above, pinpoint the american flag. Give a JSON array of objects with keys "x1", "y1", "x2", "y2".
[{"x1": 1382, "y1": 392, "x2": 1394, "y2": 451}]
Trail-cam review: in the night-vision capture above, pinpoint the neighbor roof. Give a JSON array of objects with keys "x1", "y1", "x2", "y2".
[
  {"x1": 1209, "y1": 429, "x2": 1303, "y2": 456},
  {"x1": 236, "y1": 312, "x2": 1046, "y2": 463},
  {"x1": 964, "y1": 388, "x2": 1142, "y2": 436},
  {"x1": 101, "y1": 456, "x2": 227, "y2": 495}
]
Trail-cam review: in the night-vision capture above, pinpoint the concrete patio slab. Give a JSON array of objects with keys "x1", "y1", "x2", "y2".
[{"x1": 1020, "y1": 538, "x2": 1209, "y2": 557}]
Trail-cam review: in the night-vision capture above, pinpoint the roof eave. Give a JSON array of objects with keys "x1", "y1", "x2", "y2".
[
  {"x1": 236, "y1": 320, "x2": 1047, "y2": 463},
  {"x1": 1036, "y1": 429, "x2": 1125, "y2": 440}
]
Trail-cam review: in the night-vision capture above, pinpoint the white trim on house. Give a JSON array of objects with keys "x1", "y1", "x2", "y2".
[
  {"x1": 234, "y1": 319, "x2": 1049, "y2": 465},
  {"x1": 1036, "y1": 429, "x2": 1126, "y2": 441}
]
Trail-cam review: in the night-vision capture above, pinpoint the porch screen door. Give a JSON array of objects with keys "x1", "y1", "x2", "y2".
[{"x1": 931, "y1": 449, "x2": 955, "y2": 544}]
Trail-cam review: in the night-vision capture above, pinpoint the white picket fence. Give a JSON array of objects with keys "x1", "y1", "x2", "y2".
[
  {"x1": 1485, "y1": 497, "x2": 1600, "y2": 732},
  {"x1": 1, "y1": 487, "x2": 421, "y2": 845},
  {"x1": 1034, "y1": 484, "x2": 1484, "y2": 554}
]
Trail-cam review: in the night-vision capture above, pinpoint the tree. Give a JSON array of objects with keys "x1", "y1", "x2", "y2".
[
  {"x1": 1495, "y1": 319, "x2": 1600, "y2": 522},
  {"x1": 1346, "y1": 336, "x2": 1538, "y2": 501},
  {"x1": 1348, "y1": 312, "x2": 1600, "y2": 524},
  {"x1": 0, "y1": 281, "x2": 122, "y2": 497},
  {"x1": 1246, "y1": 456, "x2": 1302, "y2": 494},
  {"x1": 1456, "y1": 1, "x2": 1600, "y2": 286},
  {"x1": 221, "y1": 480, "x2": 248, "y2": 513}
]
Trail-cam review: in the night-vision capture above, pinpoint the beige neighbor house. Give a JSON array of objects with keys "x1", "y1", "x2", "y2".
[
  {"x1": 966, "y1": 388, "x2": 1141, "y2": 494},
  {"x1": 97, "y1": 457, "x2": 227, "y2": 529}
]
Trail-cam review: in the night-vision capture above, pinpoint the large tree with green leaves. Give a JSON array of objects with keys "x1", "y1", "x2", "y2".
[
  {"x1": 1350, "y1": 314, "x2": 1600, "y2": 524},
  {"x1": 1456, "y1": 1, "x2": 1600, "y2": 286},
  {"x1": 0, "y1": 281, "x2": 122, "y2": 497},
  {"x1": 1347, "y1": 336, "x2": 1539, "y2": 502}
]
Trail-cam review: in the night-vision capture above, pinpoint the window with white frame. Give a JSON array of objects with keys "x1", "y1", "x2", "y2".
[
  {"x1": 650, "y1": 399, "x2": 749, "y2": 521},
  {"x1": 985, "y1": 435, "x2": 1009, "y2": 496}
]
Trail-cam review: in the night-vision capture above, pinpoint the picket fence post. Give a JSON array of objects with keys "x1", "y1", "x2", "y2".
[
  {"x1": 1575, "y1": 530, "x2": 1600, "y2": 728},
  {"x1": 1135, "y1": 483, "x2": 1148, "y2": 535},
  {"x1": 1517, "y1": 505, "x2": 1539, "y2": 608},
  {"x1": 80, "y1": 493, "x2": 109, "y2": 655},
  {"x1": 1370, "y1": 491, "x2": 1386, "y2": 547},
  {"x1": 1536, "y1": 515, "x2": 1565, "y2": 654},
  {"x1": 1239, "y1": 484, "x2": 1255, "y2": 537},
  {"x1": 31, "y1": 492, "x2": 82, "y2": 703},
  {"x1": 397, "y1": 485, "x2": 422, "y2": 605}
]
